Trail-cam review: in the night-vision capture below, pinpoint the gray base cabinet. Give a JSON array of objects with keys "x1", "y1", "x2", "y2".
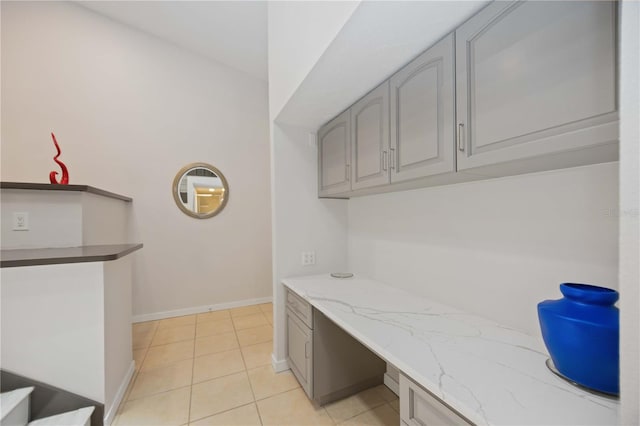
[
  {"x1": 286, "y1": 308, "x2": 313, "y2": 397},
  {"x1": 399, "y1": 374, "x2": 471, "y2": 426},
  {"x1": 285, "y1": 290, "x2": 313, "y2": 397},
  {"x1": 285, "y1": 289, "x2": 386, "y2": 405}
]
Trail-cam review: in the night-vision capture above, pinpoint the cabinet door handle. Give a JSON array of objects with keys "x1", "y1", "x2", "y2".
[
  {"x1": 390, "y1": 148, "x2": 395, "y2": 170},
  {"x1": 382, "y1": 151, "x2": 388, "y2": 171},
  {"x1": 305, "y1": 341, "x2": 310, "y2": 359},
  {"x1": 345, "y1": 164, "x2": 350, "y2": 181},
  {"x1": 458, "y1": 123, "x2": 465, "y2": 152}
]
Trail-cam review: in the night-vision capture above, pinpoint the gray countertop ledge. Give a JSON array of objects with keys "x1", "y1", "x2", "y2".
[
  {"x1": 1, "y1": 182, "x2": 132, "y2": 202},
  {"x1": 0, "y1": 244, "x2": 143, "y2": 268}
]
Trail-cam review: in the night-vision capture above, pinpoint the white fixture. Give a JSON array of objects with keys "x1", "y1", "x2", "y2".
[
  {"x1": 301, "y1": 251, "x2": 316, "y2": 266},
  {"x1": 12, "y1": 212, "x2": 29, "y2": 231}
]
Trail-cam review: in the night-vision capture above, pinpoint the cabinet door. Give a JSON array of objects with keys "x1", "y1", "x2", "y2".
[
  {"x1": 286, "y1": 309, "x2": 313, "y2": 398},
  {"x1": 455, "y1": 1, "x2": 618, "y2": 171},
  {"x1": 351, "y1": 82, "x2": 390, "y2": 190},
  {"x1": 399, "y1": 374, "x2": 471, "y2": 426},
  {"x1": 318, "y1": 110, "x2": 351, "y2": 197},
  {"x1": 390, "y1": 33, "x2": 455, "y2": 183}
]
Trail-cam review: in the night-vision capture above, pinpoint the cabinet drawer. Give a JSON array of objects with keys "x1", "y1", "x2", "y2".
[
  {"x1": 286, "y1": 289, "x2": 313, "y2": 328},
  {"x1": 399, "y1": 374, "x2": 471, "y2": 426}
]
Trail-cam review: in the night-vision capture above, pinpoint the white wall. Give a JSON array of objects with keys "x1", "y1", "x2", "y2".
[
  {"x1": 269, "y1": 123, "x2": 348, "y2": 368},
  {"x1": 103, "y1": 256, "x2": 133, "y2": 423},
  {"x1": 349, "y1": 162, "x2": 619, "y2": 336},
  {"x1": 1, "y1": 190, "x2": 131, "y2": 250},
  {"x1": 82, "y1": 193, "x2": 132, "y2": 248},
  {"x1": 619, "y1": 0, "x2": 640, "y2": 421},
  {"x1": 267, "y1": 1, "x2": 360, "y2": 120},
  {"x1": 1, "y1": 2, "x2": 272, "y2": 318},
  {"x1": 1, "y1": 258, "x2": 135, "y2": 422},
  {"x1": 1, "y1": 263, "x2": 105, "y2": 402},
  {"x1": 0, "y1": 191, "x2": 84, "y2": 248},
  {"x1": 267, "y1": 1, "x2": 357, "y2": 369}
]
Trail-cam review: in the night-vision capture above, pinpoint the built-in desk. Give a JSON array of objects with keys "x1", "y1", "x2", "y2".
[{"x1": 282, "y1": 274, "x2": 619, "y2": 425}]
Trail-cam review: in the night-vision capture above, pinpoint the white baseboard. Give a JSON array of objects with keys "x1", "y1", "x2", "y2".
[
  {"x1": 271, "y1": 354, "x2": 289, "y2": 373},
  {"x1": 384, "y1": 372, "x2": 399, "y2": 396},
  {"x1": 104, "y1": 361, "x2": 135, "y2": 426},
  {"x1": 132, "y1": 296, "x2": 273, "y2": 323}
]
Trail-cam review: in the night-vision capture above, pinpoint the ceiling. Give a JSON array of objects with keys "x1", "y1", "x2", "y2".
[
  {"x1": 277, "y1": 1, "x2": 491, "y2": 128},
  {"x1": 77, "y1": 0, "x2": 490, "y2": 127},
  {"x1": 77, "y1": 1, "x2": 268, "y2": 81}
]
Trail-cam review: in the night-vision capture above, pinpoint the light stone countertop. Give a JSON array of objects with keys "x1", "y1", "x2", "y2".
[{"x1": 282, "y1": 274, "x2": 619, "y2": 426}]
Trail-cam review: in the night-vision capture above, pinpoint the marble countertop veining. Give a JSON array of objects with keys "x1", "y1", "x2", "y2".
[{"x1": 281, "y1": 274, "x2": 619, "y2": 426}]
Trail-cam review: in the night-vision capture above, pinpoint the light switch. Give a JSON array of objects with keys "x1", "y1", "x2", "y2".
[{"x1": 13, "y1": 212, "x2": 29, "y2": 231}]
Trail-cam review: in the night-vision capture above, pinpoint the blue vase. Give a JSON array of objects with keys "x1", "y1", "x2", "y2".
[{"x1": 537, "y1": 283, "x2": 619, "y2": 394}]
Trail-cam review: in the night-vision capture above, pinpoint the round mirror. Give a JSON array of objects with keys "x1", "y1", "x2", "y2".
[{"x1": 172, "y1": 163, "x2": 229, "y2": 219}]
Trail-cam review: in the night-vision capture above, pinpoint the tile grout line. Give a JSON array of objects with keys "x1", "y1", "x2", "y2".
[
  {"x1": 325, "y1": 395, "x2": 388, "y2": 424},
  {"x1": 127, "y1": 322, "x2": 195, "y2": 406},
  {"x1": 196, "y1": 313, "x2": 231, "y2": 324},
  {"x1": 125, "y1": 384, "x2": 193, "y2": 403},
  {"x1": 187, "y1": 334, "x2": 196, "y2": 425},
  {"x1": 114, "y1": 321, "x2": 160, "y2": 424},
  {"x1": 125, "y1": 306, "x2": 278, "y2": 425},
  {"x1": 128, "y1": 321, "x2": 161, "y2": 401},
  {"x1": 184, "y1": 326, "x2": 273, "y2": 424},
  {"x1": 252, "y1": 384, "x2": 302, "y2": 403},
  {"x1": 149, "y1": 320, "x2": 197, "y2": 347},
  {"x1": 236, "y1": 328, "x2": 265, "y2": 426},
  {"x1": 187, "y1": 402, "x2": 259, "y2": 425},
  {"x1": 132, "y1": 348, "x2": 263, "y2": 397},
  {"x1": 137, "y1": 348, "x2": 194, "y2": 374}
]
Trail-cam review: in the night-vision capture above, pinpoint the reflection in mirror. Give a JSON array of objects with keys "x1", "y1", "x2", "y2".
[{"x1": 172, "y1": 163, "x2": 229, "y2": 219}]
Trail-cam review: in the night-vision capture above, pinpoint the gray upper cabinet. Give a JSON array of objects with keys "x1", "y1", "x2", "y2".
[
  {"x1": 455, "y1": 1, "x2": 618, "y2": 171},
  {"x1": 351, "y1": 82, "x2": 390, "y2": 191},
  {"x1": 317, "y1": 0, "x2": 618, "y2": 199},
  {"x1": 390, "y1": 33, "x2": 456, "y2": 183},
  {"x1": 318, "y1": 109, "x2": 351, "y2": 197}
]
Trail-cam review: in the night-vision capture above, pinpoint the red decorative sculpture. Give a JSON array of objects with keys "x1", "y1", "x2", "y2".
[{"x1": 49, "y1": 132, "x2": 69, "y2": 184}]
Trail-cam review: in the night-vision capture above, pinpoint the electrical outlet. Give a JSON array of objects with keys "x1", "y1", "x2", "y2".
[
  {"x1": 13, "y1": 212, "x2": 29, "y2": 231},
  {"x1": 301, "y1": 251, "x2": 316, "y2": 266}
]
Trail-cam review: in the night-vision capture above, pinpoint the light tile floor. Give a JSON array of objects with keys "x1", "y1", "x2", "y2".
[{"x1": 115, "y1": 303, "x2": 400, "y2": 426}]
